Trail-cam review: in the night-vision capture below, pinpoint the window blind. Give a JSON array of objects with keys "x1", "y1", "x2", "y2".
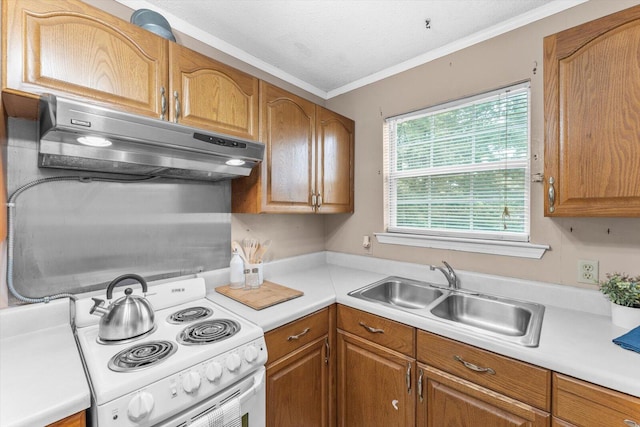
[{"x1": 383, "y1": 82, "x2": 530, "y2": 242}]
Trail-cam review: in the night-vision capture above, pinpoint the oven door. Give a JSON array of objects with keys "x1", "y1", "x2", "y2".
[{"x1": 157, "y1": 367, "x2": 265, "y2": 427}]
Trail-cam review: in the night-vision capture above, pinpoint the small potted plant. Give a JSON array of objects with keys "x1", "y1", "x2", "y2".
[{"x1": 599, "y1": 272, "x2": 640, "y2": 329}]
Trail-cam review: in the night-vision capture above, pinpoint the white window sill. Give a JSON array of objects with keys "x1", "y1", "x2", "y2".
[{"x1": 374, "y1": 232, "x2": 549, "y2": 259}]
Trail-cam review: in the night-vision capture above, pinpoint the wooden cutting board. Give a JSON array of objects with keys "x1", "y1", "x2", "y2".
[{"x1": 215, "y1": 280, "x2": 304, "y2": 310}]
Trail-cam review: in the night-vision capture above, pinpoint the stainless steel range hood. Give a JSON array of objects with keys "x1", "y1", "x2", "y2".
[{"x1": 38, "y1": 94, "x2": 264, "y2": 181}]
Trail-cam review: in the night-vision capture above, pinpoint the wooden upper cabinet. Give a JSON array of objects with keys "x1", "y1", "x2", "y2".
[
  {"x1": 544, "y1": 4, "x2": 640, "y2": 216},
  {"x1": 233, "y1": 81, "x2": 316, "y2": 213},
  {"x1": 261, "y1": 82, "x2": 316, "y2": 212},
  {"x1": 169, "y1": 43, "x2": 259, "y2": 140},
  {"x1": 3, "y1": 0, "x2": 259, "y2": 140},
  {"x1": 316, "y1": 107, "x2": 354, "y2": 213},
  {"x1": 3, "y1": 0, "x2": 168, "y2": 119},
  {"x1": 232, "y1": 82, "x2": 355, "y2": 214}
]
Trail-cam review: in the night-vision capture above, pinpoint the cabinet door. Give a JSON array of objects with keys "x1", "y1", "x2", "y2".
[
  {"x1": 337, "y1": 331, "x2": 415, "y2": 427},
  {"x1": 553, "y1": 373, "x2": 640, "y2": 427},
  {"x1": 315, "y1": 107, "x2": 354, "y2": 213},
  {"x1": 3, "y1": 0, "x2": 168, "y2": 119},
  {"x1": 543, "y1": 4, "x2": 640, "y2": 216},
  {"x1": 169, "y1": 43, "x2": 259, "y2": 140},
  {"x1": 234, "y1": 81, "x2": 316, "y2": 213},
  {"x1": 417, "y1": 364, "x2": 549, "y2": 427},
  {"x1": 46, "y1": 411, "x2": 85, "y2": 427},
  {"x1": 267, "y1": 336, "x2": 330, "y2": 427}
]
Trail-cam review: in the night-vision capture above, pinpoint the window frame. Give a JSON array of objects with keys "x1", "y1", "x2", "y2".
[{"x1": 380, "y1": 81, "x2": 548, "y2": 258}]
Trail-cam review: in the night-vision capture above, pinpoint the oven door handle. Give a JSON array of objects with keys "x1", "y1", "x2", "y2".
[{"x1": 239, "y1": 369, "x2": 265, "y2": 406}]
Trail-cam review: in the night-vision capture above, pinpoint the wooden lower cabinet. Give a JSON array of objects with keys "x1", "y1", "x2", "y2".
[
  {"x1": 417, "y1": 364, "x2": 549, "y2": 427},
  {"x1": 552, "y1": 373, "x2": 640, "y2": 427},
  {"x1": 267, "y1": 337, "x2": 330, "y2": 427},
  {"x1": 46, "y1": 411, "x2": 85, "y2": 427},
  {"x1": 266, "y1": 305, "x2": 638, "y2": 427},
  {"x1": 264, "y1": 306, "x2": 335, "y2": 427},
  {"x1": 337, "y1": 331, "x2": 415, "y2": 427}
]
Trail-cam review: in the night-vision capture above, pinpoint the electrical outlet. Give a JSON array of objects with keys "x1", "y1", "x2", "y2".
[
  {"x1": 577, "y1": 259, "x2": 599, "y2": 284},
  {"x1": 362, "y1": 235, "x2": 372, "y2": 255}
]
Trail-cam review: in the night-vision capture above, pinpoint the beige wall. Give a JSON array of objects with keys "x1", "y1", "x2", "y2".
[{"x1": 324, "y1": 0, "x2": 640, "y2": 289}]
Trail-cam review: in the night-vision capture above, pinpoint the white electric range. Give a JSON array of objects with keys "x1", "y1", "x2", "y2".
[{"x1": 73, "y1": 277, "x2": 267, "y2": 427}]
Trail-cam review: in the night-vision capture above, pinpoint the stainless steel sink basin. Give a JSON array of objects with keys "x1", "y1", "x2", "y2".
[
  {"x1": 348, "y1": 276, "x2": 545, "y2": 347},
  {"x1": 348, "y1": 277, "x2": 444, "y2": 309},
  {"x1": 430, "y1": 293, "x2": 544, "y2": 346}
]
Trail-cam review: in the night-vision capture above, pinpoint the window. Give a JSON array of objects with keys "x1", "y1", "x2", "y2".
[{"x1": 383, "y1": 82, "x2": 531, "y2": 244}]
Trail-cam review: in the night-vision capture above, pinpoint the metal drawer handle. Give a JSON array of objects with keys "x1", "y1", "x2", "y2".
[
  {"x1": 418, "y1": 368, "x2": 424, "y2": 402},
  {"x1": 454, "y1": 355, "x2": 496, "y2": 375},
  {"x1": 359, "y1": 321, "x2": 384, "y2": 334},
  {"x1": 317, "y1": 194, "x2": 323, "y2": 208},
  {"x1": 624, "y1": 420, "x2": 639, "y2": 427},
  {"x1": 406, "y1": 362, "x2": 411, "y2": 394},
  {"x1": 287, "y1": 327, "x2": 310, "y2": 341}
]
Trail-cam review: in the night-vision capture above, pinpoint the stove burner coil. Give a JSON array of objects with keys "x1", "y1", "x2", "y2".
[
  {"x1": 108, "y1": 340, "x2": 177, "y2": 372},
  {"x1": 177, "y1": 319, "x2": 240, "y2": 345},
  {"x1": 167, "y1": 306, "x2": 213, "y2": 324}
]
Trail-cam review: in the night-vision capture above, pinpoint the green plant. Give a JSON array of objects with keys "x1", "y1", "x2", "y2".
[{"x1": 599, "y1": 273, "x2": 640, "y2": 308}]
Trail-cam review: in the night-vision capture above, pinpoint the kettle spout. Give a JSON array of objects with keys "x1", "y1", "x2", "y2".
[{"x1": 90, "y1": 297, "x2": 109, "y2": 316}]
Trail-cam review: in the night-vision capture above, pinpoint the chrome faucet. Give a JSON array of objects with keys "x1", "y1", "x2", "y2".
[{"x1": 430, "y1": 261, "x2": 458, "y2": 289}]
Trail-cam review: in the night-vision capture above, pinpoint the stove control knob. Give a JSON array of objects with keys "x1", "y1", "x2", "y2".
[
  {"x1": 182, "y1": 371, "x2": 201, "y2": 394},
  {"x1": 226, "y1": 353, "x2": 241, "y2": 372},
  {"x1": 127, "y1": 391, "x2": 154, "y2": 422},
  {"x1": 206, "y1": 361, "x2": 223, "y2": 382},
  {"x1": 244, "y1": 345, "x2": 259, "y2": 363}
]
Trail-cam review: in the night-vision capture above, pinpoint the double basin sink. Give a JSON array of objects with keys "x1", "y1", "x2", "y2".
[{"x1": 348, "y1": 276, "x2": 544, "y2": 347}]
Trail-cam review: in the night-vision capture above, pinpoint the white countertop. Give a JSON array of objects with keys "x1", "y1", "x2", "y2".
[
  {"x1": 203, "y1": 251, "x2": 640, "y2": 398},
  {"x1": 0, "y1": 299, "x2": 90, "y2": 427}
]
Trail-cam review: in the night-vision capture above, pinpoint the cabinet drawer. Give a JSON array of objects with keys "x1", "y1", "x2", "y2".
[
  {"x1": 553, "y1": 373, "x2": 640, "y2": 427},
  {"x1": 265, "y1": 308, "x2": 329, "y2": 363},
  {"x1": 337, "y1": 305, "x2": 414, "y2": 356},
  {"x1": 417, "y1": 330, "x2": 550, "y2": 410}
]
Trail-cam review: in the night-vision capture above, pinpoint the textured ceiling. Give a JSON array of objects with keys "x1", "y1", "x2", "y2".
[{"x1": 114, "y1": 0, "x2": 586, "y2": 98}]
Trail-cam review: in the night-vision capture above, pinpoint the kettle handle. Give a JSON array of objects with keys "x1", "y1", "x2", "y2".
[{"x1": 106, "y1": 274, "x2": 148, "y2": 300}]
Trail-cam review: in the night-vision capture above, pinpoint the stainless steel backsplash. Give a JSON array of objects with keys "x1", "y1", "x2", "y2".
[{"x1": 7, "y1": 118, "x2": 231, "y2": 302}]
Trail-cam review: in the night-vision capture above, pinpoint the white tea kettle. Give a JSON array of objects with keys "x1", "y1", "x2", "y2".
[{"x1": 90, "y1": 274, "x2": 155, "y2": 342}]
